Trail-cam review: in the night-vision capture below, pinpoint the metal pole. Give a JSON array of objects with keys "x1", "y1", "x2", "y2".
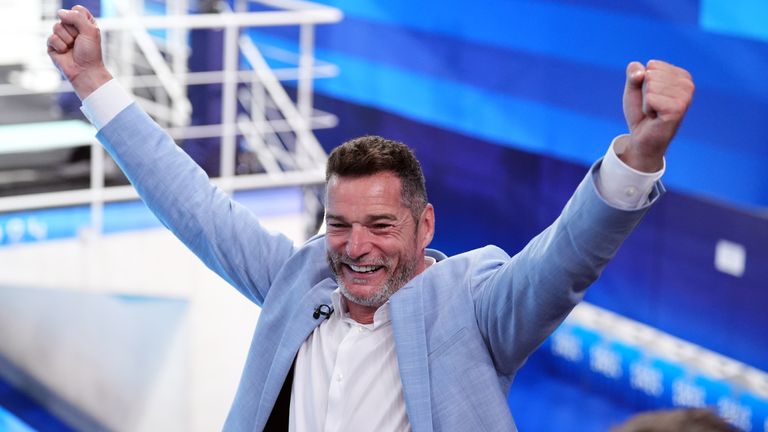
[
  {"x1": 89, "y1": 139, "x2": 105, "y2": 236},
  {"x1": 297, "y1": 23, "x2": 315, "y2": 122},
  {"x1": 219, "y1": 18, "x2": 239, "y2": 183},
  {"x1": 169, "y1": 0, "x2": 190, "y2": 127}
]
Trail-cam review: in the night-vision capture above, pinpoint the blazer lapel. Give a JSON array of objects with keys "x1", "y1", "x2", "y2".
[
  {"x1": 390, "y1": 279, "x2": 433, "y2": 432},
  {"x1": 258, "y1": 278, "x2": 337, "y2": 425},
  {"x1": 278, "y1": 278, "x2": 337, "y2": 359}
]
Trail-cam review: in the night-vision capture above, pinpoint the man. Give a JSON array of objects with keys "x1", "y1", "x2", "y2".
[{"x1": 47, "y1": 6, "x2": 693, "y2": 431}]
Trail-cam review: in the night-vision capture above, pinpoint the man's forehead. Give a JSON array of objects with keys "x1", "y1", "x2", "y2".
[
  {"x1": 325, "y1": 172, "x2": 409, "y2": 212},
  {"x1": 326, "y1": 171, "x2": 403, "y2": 191}
]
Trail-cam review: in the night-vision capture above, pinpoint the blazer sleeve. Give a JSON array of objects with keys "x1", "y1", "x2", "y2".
[
  {"x1": 96, "y1": 103, "x2": 296, "y2": 306},
  {"x1": 472, "y1": 160, "x2": 664, "y2": 374}
]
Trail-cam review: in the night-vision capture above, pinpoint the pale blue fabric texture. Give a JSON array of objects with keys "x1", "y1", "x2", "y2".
[{"x1": 97, "y1": 104, "x2": 662, "y2": 432}]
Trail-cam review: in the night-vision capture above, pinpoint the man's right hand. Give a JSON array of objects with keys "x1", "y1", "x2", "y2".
[{"x1": 47, "y1": 5, "x2": 112, "y2": 100}]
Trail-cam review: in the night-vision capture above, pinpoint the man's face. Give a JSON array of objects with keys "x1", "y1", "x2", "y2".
[{"x1": 325, "y1": 171, "x2": 434, "y2": 308}]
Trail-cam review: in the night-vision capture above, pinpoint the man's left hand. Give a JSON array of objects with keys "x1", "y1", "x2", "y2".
[{"x1": 619, "y1": 60, "x2": 695, "y2": 172}]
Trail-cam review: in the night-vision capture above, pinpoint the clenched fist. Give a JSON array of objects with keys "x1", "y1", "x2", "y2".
[
  {"x1": 47, "y1": 5, "x2": 112, "y2": 100},
  {"x1": 619, "y1": 60, "x2": 694, "y2": 172}
]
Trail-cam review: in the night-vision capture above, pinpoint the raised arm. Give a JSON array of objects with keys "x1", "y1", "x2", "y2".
[
  {"x1": 47, "y1": 7, "x2": 296, "y2": 305},
  {"x1": 475, "y1": 60, "x2": 694, "y2": 372}
]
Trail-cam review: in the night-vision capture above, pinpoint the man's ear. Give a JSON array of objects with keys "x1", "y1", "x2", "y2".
[{"x1": 418, "y1": 203, "x2": 435, "y2": 250}]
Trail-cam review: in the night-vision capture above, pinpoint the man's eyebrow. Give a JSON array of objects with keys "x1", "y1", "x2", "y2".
[
  {"x1": 325, "y1": 214, "x2": 398, "y2": 222},
  {"x1": 367, "y1": 214, "x2": 398, "y2": 222}
]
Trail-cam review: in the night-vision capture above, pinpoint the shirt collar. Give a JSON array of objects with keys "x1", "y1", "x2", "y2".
[{"x1": 331, "y1": 288, "x2": 391, "y2": 329}]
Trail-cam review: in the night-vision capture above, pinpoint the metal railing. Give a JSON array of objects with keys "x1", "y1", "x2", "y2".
[{"x1": 0, "y1": 0, "x2": 342, "y2": 237}]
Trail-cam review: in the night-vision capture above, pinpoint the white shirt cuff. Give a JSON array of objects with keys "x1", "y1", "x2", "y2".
[
  {"x1": 596, "y1": 135, "x2": 665, "y2": 210},
  {"x1": 79, "y1": 79, "x2": 133, "y2": 131}
]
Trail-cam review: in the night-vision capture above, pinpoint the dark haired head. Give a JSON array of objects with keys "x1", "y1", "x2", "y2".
[
  {"x1": 326, "y1": 135, "x2": 428, "y2": 220},
  {"x1": 611, "y1": 408, "x2": 737, "y2": 432}
]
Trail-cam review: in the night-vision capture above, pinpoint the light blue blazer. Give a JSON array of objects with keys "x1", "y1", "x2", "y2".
[{"x1": 98, "y1": 104, "x2": 662, "y2": 431}]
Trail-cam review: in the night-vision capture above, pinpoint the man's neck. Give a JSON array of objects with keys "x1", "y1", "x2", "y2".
[{"x1": 347, "y1": 303, "x2": 378, "y2": 325}]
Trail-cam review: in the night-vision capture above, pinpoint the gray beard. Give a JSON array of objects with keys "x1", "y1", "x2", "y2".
[{"x1": 327, "y1": 252, "x2": 418, "y2": 308}]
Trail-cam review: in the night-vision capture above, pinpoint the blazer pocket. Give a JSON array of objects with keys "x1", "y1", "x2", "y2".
[{"x1": 428, "y1": 327, "x2": 468, "y2": 359}]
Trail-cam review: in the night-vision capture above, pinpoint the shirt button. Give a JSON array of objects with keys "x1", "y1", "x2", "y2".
[
  {"x1": 625, "y1": 186, "x2": 637, "y2": 197},
  {"x1": 336, "y1": 373, "x2": 343, "y2": 382}
]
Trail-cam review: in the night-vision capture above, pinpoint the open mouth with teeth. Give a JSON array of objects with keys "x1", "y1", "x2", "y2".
[{"x1": 346, "y1": 263, "x2": 385, "y2": 274}]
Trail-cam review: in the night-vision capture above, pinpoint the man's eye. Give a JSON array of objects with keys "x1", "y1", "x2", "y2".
[{"x1": 372, "y1": 224, "x2": 392, "y2": 230}]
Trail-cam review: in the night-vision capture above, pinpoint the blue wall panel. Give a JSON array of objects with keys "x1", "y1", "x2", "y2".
[
  {"x1": 701, "y1": 0, "x2": 768, "y2": 42},
  {"x1": 274, "y1": 0, "x2": 768, "y2": 207}
]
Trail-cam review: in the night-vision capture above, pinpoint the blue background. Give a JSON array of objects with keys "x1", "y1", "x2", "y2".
[{"x1": 260, "y1": 0, "x2": 768, "y2": 207}]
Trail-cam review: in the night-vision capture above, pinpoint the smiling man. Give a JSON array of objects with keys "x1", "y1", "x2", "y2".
[
  {"x1": 47, "y1": 6, "x2": 693, "y2": 432},
  {"x1": 324, "y1": 137, "x2": 435, "y2": 323}
]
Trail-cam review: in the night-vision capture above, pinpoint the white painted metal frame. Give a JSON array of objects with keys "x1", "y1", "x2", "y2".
[{"x1": 0, "y1": 0, "x2": 342, "y2": 236}]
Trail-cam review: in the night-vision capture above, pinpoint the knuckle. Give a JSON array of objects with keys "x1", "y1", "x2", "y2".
[
  {"x1": 643, "y1": 80, "x2": 659, "y2": 94},
  {"x1": 670, "y1": 102, "x2": 686, "y2": 117}
]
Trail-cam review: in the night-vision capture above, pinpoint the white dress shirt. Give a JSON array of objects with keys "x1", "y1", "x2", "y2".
[
  {"x1": 289, "y1": 286, "x2": 416, "y2": 432},
  {"x1": 81, "y1": 80, "x2": 665, "y2": 430}
]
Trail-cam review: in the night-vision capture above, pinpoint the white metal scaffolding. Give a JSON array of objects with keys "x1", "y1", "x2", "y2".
[{"x1": 0, "y1": 0, "x2": 342, "y2": 236}]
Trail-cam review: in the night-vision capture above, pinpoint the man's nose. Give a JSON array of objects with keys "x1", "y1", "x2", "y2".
[{"x1": 346, "y1": 224, "x2": 372, "y2": 259}]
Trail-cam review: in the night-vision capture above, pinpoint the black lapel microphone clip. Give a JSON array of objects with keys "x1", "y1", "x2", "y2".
[{"x1": 313, "y1": 304, "x2": 334, "y2": 320}]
